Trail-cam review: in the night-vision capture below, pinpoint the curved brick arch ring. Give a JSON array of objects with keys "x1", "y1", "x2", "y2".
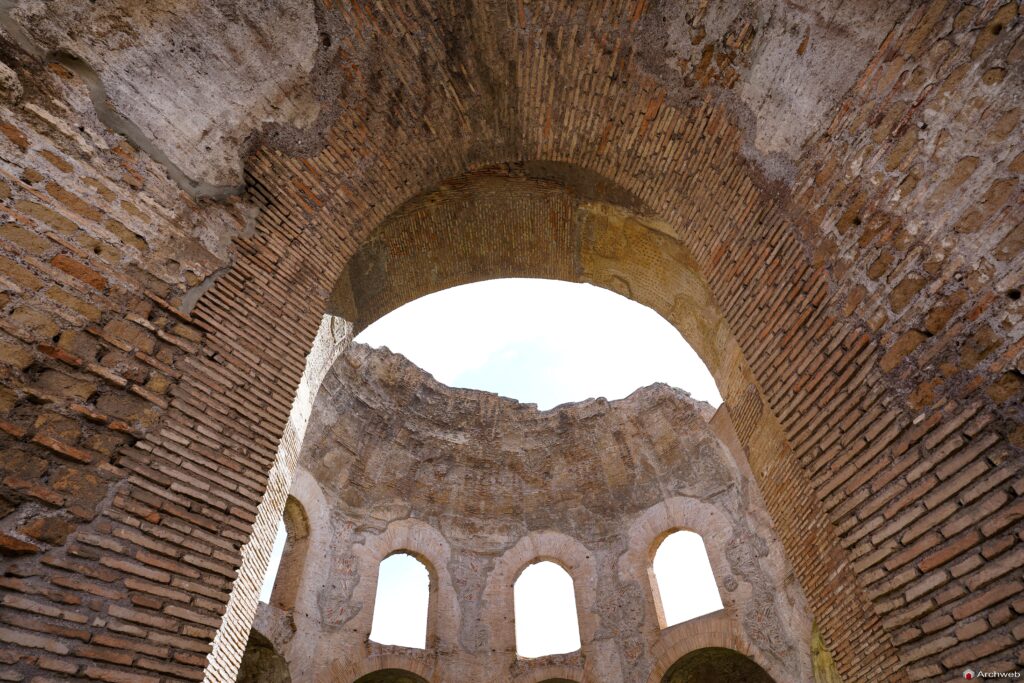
[
  {"x1": 512, "y1": 667, "x2": 584, "y2": 683},
  {"x1": 621, "y1": 496, "x2": 812, "y2": 683},
  {"x1": 644, "y1": 612, "x2": 769, "y2": 683},
  {"x1": 347, "y1": 519, "x2": 461, "y2": 654},
  {"x1": 482, "y1": 530, "x2": 600, "y2": 662},
  {"x1": 327, "y1": 656, "x2": 439, "y2": 683}
]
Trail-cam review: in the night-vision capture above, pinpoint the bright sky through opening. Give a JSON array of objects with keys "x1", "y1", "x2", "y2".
[
  {"x1": 259, "y1": 279, "x2": 725, "y2": 647},
  {"x1": 355, "y1": 278, "x2": 722, "y2": 410},
  {"x1": 368, "y1": 553, "x2": 430, "y2": 648},
  {"x1": 258, "y1": 520, "x2": 286, "y2": 603},
  {"x1": 514, "y1": 561, "x2": 582, "y2": 657},
  {"x1": 652, "y1": 531, "x2": 724, "y2": 627}
]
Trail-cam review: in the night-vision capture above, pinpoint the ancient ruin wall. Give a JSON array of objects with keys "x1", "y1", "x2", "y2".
[
  {"x1": 253, "y1": 344, "x2": 812, "y2": 683},
  {"x1": 0, "y1": 1, "x2": 1019, "y2": 681}
]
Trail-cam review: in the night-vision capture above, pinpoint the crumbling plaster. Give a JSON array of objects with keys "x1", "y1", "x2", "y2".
[
  {"x1": 0, "y1": 1, "x2": 1019, "y2": 680},
  {"x1": 3, "y1": 0, "x2": 321, "y2": 192}
]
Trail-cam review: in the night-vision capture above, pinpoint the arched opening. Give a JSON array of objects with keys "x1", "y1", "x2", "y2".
[
  {"x1": 650, "y1": 530, "x2": 723, "y2": 629},
  {"x1": 235, "y1": 630, "x2": 291, "y2": 683},
  {"x1": 266, "y1": 496, "x2": 310, "y2": 611},
  {"x1": 368, "y1": 552, "x2": 431, "y2": 649},
  {"x1": 207, "y1": 165, "x2": 849, "y2": 679},
  {"x1": 356, "y1": 278, "x2": 721, "y2": 409},
  {"x1": 660, "y1": 647, "x2": 776, "y2": 683},
  {"x1": 328, "y1": 169, "x2": 736, "y2": 407},
  {"x1": 513, "y1": 561, "x2": 582, "y2": 658},
  {"x1": 352, "y1": 670, "x2": 429, "y2": 683}
]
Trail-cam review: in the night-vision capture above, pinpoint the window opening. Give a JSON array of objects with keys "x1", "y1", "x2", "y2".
[
  {"x1": 651, "y1": 530, "x2": 723, "y2": 628},
  {"x1": 513, "y1": 561, "x2": 582, "y2": 658},
  {"x1": 369, "y1": 552, "x2": 430, "y2": 648}
]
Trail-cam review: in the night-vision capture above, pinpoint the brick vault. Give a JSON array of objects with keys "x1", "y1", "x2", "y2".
[{"x1": 0, "y1": 1, "x2": 1020, "y2": 682}]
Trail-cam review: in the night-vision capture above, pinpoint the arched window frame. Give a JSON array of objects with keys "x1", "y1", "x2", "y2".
[
  {"x1": 367, "y1": 548, "x2": 438, "y2": 650},
  {"x1": 268, "y1": 495, "x2": 310, "y2": 612},
  {"x1": 481, "y1": 531, "x2": 598, "y2": 662}
]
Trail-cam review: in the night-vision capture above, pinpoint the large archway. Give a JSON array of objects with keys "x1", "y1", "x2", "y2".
[
  {"x1": 0, "y1": 2, "x2": 1018, "y2": 682},
  {"x1": 316, "y1": 164, "x2": 868, "y2": 671},
  {"x1": 235, "y1": 631, "x2": 292, "y2": 683}
]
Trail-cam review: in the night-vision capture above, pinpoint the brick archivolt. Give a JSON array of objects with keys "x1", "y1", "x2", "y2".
[
  {"x1": 480, "y1": 530, "x2": 600, "y2": 658},
  {"x1": 350, "y1": 519, "x2": 460, "y2": 653},
  {"x1": 0, "y1": 1, "x2": 1020, "y2": 681}
]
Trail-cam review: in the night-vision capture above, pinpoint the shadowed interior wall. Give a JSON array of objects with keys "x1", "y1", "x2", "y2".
[
  {"x1": 660, "y1": 647, "x2": 776, "y2": 683},
  {"x1": 268, "y1": 497, "x2": 309, "y2": 613},
  {"x1": 353, "y1": 670, "x2": 429, "y2": 683},
  {"x1": 0, "y1": 1, "x2": 1019, "y2": 681},
  {"x1": 235, "y1": 631, "x2": 291, "y2": 683}
]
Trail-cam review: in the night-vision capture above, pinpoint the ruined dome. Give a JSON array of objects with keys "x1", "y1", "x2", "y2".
[{"x1": 248, "y1": 343, "x2": 812, "y2": 682}]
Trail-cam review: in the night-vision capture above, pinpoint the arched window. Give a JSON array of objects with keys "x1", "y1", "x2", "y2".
[
  {"x1": 267, "y1": 497, "x2": 310, "y2": 611},
  {"x1": 650, "y1": 530, "x2": 723, "y2": 628},
  {"x1": 513, "y1": 561, "x2": 581, "y2": 658},
  {"x1": 369, "y1": 552, "x2": 430, "y2": 649}
]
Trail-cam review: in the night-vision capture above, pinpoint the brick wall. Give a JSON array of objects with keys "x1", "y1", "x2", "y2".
[{"x1": 0, "y1": 1, "x2": 1020, "y2": 681}]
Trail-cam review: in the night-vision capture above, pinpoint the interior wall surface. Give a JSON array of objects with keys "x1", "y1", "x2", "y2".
[
  {"x1": 0, "y1": 1, "x2": 1019, "y2": 682},
  {"x1": 253, "y1": 344, "x2": 811, "y2": 683}
]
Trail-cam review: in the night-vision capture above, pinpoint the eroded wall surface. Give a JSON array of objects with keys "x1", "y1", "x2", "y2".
[
  {"x1": 255, "y1": 344, "x2": 812, "y2": 683},
  {"x1": 0, "y1": 1, "x2": 1019, "y2": 681}
]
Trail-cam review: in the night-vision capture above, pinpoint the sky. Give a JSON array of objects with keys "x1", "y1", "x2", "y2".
[
  {"x1": 514, "y1": 561, "x2": 582, "y2": 657},
  {"x1": 355, "y1": 278, "x2": 722, "y2": 409},
  {"x1": 258, "y1": 520, "x2": 287, "y2": 603},
  {"x1": 369, "y1": 553, "x2": 431, "y2": 648},
  {"x1": 259, "y1": 278, "x2": 724, "y2": 649},
  {"x1": 652, "y1": 531, "x2": 725, "y2": 627}
]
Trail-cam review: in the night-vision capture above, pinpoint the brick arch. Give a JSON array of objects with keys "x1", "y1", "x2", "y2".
[
  {"x1": 512, "y1": 669, "x2": 582, "y2": 683},
  {"x1": 620, "y1": 497, "x2": 812, "y2": 683},
  {"x1": 645, "y1": 612, "x2": 755, "y2": 683},
  {"x1": 214, "y1": 160, "x2": 883, "y2": 682},
  {"x1": 352, "y1": 669, "x2": 432, "y2": 683},
  {"x1": 2, "y1": 2, "x2": 1019, "y2": 681},
  {"x1": 331, "y1": 657, "x2": 438, "y2": 683},
  {"x1": 349, "y1": 519, "x2": 461, "y2": 653},
  {"x1": 327, "y1": 166, "x2": 731, "y2": 380},
  {"x1": 650, "y1": 637, "x2": 778, "y2": 683},
  {"x1": 482, "y1": 531, "x2": 599, "y2": 661}
]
